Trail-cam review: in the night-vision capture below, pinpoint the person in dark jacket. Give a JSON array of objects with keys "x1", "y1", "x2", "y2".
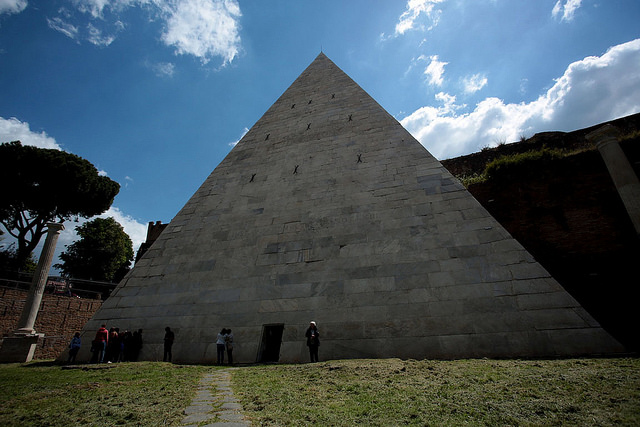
[
  {"x1": 68, "y1": 332, "x2": 81, "y2": 363},
  {"x1": 164, "y1": 327, "x2": 175, "y2": 362},
  {"x1": 225, "y1": 329, "x2": 234, "y2": 365},
  {"x1": 305, "y1": 321, "x2": 320, "y2": 363}
]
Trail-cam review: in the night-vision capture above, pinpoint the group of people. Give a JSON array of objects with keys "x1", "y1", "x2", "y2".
[
  {"x1": 87, "y1": 324, "x2": 144, "y2": 363},
  {"x1": 69, "y1": 321, "x2": 321, "y2": 364},
  {"x1": 216, "y1": 328, "x2": 234, "y2": 365}
]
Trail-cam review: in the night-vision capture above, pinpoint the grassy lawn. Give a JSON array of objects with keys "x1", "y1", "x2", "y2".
[
  {"x1": 0, "y1": 358, "x2": 638, "y2": 426},
  {"x1": 234, "y1": 358, "x2": 640, "y2": 426},
  {"x1": 0, "y1": 361, "x2": 210, "y2": 426}
]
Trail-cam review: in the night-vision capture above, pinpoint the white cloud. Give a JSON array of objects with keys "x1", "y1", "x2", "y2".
[
  {"x1": 423, "y1": 54, "x2": 448, "y2": 86},
  {"x1": 3, "y1": 204, "x2": 148, "y2": 276},
  {"x1": 47, "y1": 8, "x2": 123, "y2": 48},
  {"x1": 72, "y1": 0, "x2": 141, "y2": 19},
  {"x1": 44, "y1": 0, "x2": 242, "y2": 66},
  {"x1": 552, "y1": 0, "x2": 583, "y2": 22},
  {"x1": 0, "y1": 0, "x2": 27, "y2": 15},
  {"x1": 159, "y1": 0, "x2": 242, "y2": 65},
  {"x1": 462, "y1": 73, "x2": 488, "y2": 94},
  {"x1": 228, "y1": 126, "x2": 248, "y2": 147},
  {"x1": 395, "y1": 0, "x2": 445, "y2": 35},
  {"x1": 98, "y1": 206, "x2": 148, "y2": 254},
  {"x1": 149, "y1": 61, "x2": 175, "y2": 77},
  {"x1": 0, "y1": 116, "x2": 62, "y2": 149},
  {"x1": 401, "y1": 38, "x2": 640, "y2": 159},
  {"x1": 47, "y1": 16, "x2": 80, "y2": 40},
  {"x1": 74, "y1": 0, "x2": 113, "y2": 19},
  {"x1": 26, "y1": 206, "x2": 148, "y2": 275},
  {"x1": 434, "y1": 92, "x2": 464, "y2": 114},
  {"x1": 87, "y1": 22, "x2": 117, "y2": 46}
]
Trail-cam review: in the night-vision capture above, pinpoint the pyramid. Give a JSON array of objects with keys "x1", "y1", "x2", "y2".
[{"x1": 77, "y1": 53, "x2": 623, "y2": 363}]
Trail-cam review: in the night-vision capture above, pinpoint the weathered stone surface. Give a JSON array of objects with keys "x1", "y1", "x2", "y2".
[
  {"x1": 181, "y1": 413, "x2": 215, "y2": 425},
  {"x1": 77, "y1": 53, "x2": 623, "y2": 364}
]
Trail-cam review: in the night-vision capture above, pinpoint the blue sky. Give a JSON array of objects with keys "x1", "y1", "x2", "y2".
[{"x1": 1, "y1": 0, "x2": 640, "y2": 269}]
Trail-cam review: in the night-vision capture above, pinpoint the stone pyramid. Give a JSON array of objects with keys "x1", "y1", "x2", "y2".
[{"x1": 78, "y1": 53, "x2": 622, "y2": 363}]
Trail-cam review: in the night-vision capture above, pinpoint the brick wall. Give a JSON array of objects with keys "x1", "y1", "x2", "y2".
[{"x1": 0, "y1": 287, "x2": 102, "y2": 360}]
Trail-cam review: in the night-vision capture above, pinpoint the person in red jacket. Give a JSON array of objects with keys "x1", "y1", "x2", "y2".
[{"x1": 94, "y1": 324, "x2": 109, "y2": 363}]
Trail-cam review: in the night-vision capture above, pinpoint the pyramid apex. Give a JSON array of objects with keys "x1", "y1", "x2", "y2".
[{"x1": 313, "y1": 51, "x2": 330, "y2": 62}]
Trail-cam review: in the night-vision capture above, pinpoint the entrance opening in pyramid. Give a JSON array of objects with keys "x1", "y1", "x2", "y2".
[{"x1": 74, "y1": 53, "x2": 623, "y2": 364}]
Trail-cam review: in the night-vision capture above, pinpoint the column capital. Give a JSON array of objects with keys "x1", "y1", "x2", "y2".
[
  {"x1": 586, "y1": 124, "x2": 621, "y2": 150},
  {"x1": 46, "y1": 222, "x2": 65, "y2": 233}
]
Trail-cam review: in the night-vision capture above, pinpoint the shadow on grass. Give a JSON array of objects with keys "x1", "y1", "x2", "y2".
[
  {"x1": 20, "y1": 360, "x2": 65, "y2": 368},
  {"x1": 20, "y1": 360, "x2": 116, "y2": 369}
]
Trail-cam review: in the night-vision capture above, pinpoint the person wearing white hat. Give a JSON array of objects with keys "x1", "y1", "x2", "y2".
[{"x1": 305, "y1": 321, "x2": 320, "y2": 362}]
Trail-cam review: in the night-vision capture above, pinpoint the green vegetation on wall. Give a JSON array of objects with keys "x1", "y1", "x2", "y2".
[{"x1": 458, "y1": 147, "x2": 565, "y2": 187}]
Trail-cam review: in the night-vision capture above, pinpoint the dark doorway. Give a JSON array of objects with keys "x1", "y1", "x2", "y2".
[{"x1": 258, "y1": 324, "x2": 284, "y2": 363}]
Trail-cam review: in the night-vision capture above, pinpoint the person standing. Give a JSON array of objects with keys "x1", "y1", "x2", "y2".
[
  {"x1": 94, "y1": 324, "x2": 109, "y2": 363},
  {"x1": 107, "y1": 327, "x2": 119, "y2": 363},
  {"x1": 225, "y1": 329, "x2": 234, "y2": 365},
  {"x1": 305, "y1": 321, "x2": 320, "y2": 363},
  {"x1": 216, "y1": 328, "x2": 227, "y2": 365},
  {"x1": 68, "y1": 332, "x2": 81, "y2": 363},
  {"x1": 164, "y1": 327, "x2": 175, "y2": 362}
]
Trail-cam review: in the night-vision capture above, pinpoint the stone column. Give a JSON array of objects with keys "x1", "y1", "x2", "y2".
[
  {"x1": 587, "y1": 125, "x2": 640, "y2": 237},
  {"x1": 0, "y1": 223, "x2": 64, "y2": 363},
  {"x1": 15, "y1": 222, "x2": 65, "y2": 334}
]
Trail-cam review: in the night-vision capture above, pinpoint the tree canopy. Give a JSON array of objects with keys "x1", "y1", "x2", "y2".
[
  {"x1": 56, "y1": 217, "x2": 134, "y2": 282},
  {"x1": 0, "y1": 141, "x2": 120, "y2": 268}
]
